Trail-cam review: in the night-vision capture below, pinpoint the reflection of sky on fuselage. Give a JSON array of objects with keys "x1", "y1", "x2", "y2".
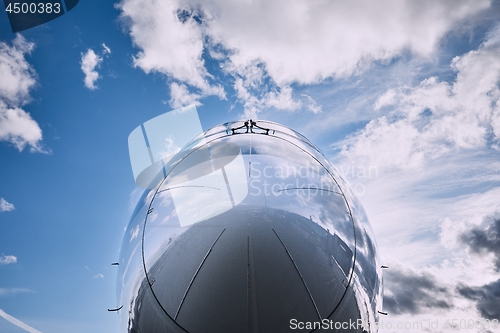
[
  {"x1": 243, "y1": 153, "x2": 353, "y2": 245},
  {"x1": 153, "y1": 130, "x2": 352, "y2": 240},
  {"x1": 133, "y1": 127, "x2": 361, "y2": 298}
]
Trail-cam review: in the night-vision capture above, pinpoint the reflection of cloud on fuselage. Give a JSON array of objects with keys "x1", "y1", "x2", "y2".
[{"x1": 155, "y1": 136, "x2": 181, "y2": 160}]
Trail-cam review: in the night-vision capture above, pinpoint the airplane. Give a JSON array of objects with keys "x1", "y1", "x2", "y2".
[{"x1": 112, "y1": 105, "x2": 383, "y2": 332}]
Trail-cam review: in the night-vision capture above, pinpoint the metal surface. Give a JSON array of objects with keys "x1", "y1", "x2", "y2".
[{"x1": 116, "y1": 120, "x2": 383, "y2": 332}]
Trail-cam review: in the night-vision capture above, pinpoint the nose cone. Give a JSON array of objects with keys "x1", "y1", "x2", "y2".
[
  {"x1": 118, "y1": 121, "x2": 369, "y2": 333},
  {"x1": 146, "y1": 206, "x2": 352, "y2": 333}
]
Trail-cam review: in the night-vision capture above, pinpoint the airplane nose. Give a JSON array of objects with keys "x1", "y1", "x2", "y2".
[
  {"x1": 146, "y1": 206, "x2": 352, "y2": 333},
  {"x1": 118, "y1": 122, "x2": 371, "y2": 333}
]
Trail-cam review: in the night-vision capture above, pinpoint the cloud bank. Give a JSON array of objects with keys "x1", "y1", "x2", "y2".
[
  {"x1": 327, "y1": 23, "x2": 500, "y2": 328},
  {"x1": 117, "y1": 0, "x2": 489, "y2": 115},
  {"x1": 339, "y1": 25, "x2": 500, "y2": 170}
]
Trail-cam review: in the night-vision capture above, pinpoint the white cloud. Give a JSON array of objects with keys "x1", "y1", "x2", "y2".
[
  {"x1": 117, "y1": 0, "x2": 489, "y2": 114},
  {"x1": 232, "y1": 77, "x2": 260, "y2": 118},
  {"x1": 169, "y1": 82, "x2": 201, "y2": 108},
  {"x1": 339, "y1": 25, "x2": 500, "y2": 170},
  {"x1": 0, "y1": 309, "x2": 43, "y2": 333},
  {"x1": 338, "y1": 149, "x2": 500, "y2": 328},
  {"x1": 117, "y1": 0, "x2": 224, "y2": 100},
  {"x1": 337, "y1": 148, "x2": 500, "y2": 265},
  {"x1": 102, "y1": 43, "x2": 111, "y2": 55},
  {"x1": 334, "y1": 117, "x2": 500, "y2": 326},
  {"x1": 0, "y1": 198, "x2": 14, "y2": 212},
  {"x1": 0, "y1": 255, "x2": 17, "y2": 265},
  {"x1": 80, "y1": 44, "x2": 112, "y2": 90},
  {"x1": 81, "y1": 49, "x2": 102, "y2": 90},
  {"x1": 374, "y1": 191, "x2": 500, "y2": 331},
  {"x1": 0, "y1": 35, "x2": 35, "y2": 105},
  {"x1": 0, "y1": 101, "x2": 43, "y2": 152},
  {"x1": 93, "y1": 273, "x2": 104, "y2": 279},
  {"x1": 265, "y1": 86, "x2": 302, "y2": 112},
  {"x1": 301, "y1": 94, "x2": 322, "y2": 114},
  {"x1": 0, "y1": 288, "x2": 33, "y2": 297},
  {"x1": 0, "y1": 35, "x2": 44, "y2": 152},
  {"x1": 205, "y1": 0, "x2": 488, "y2": 84},
  {"x1": 232, "y1": 77, "x2": 303, "y2": 118}
]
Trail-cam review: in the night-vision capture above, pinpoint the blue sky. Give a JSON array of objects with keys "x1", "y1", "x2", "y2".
[{"x1": 1, "y1": 0, "x2": 500, "y2": 332}]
